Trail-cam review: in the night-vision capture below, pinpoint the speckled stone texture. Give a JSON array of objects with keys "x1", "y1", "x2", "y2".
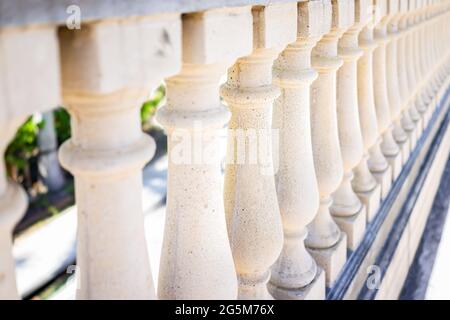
[
  {"x1": 0, "y1": 25, "x2": 60, "y2": 299},
  {"x1": 270, "y1": 0, "x2": 328, "y2": 300},
  {"x1": 221, "y1": 3, "x2": 297, "y2": 300}
]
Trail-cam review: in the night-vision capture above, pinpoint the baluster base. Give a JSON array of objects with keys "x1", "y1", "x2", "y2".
[
  {"x1": 423, "y1": 102, "x2": 434, "y2": 129},
  {"x1": 412, "y1": 119, "x2": 423, "y2": 151},
  {"x1": 0, "y1": 181, "x2": 27, "y2": 300},
  {"x1": 401, "y1": 133, "x2": 415, "y2": 165},
  {"x1": 307, "y1": 232, "x2": 347, "y2": 288},
  {"x1": 399, "y1": 140, "x2": 410, "y2": 166},
  {"x1": 333, "y1": 205, "x2": 366, "y2": 251},
  {"x1": 354, "y1": 184, "x2": 381, "y2": 223},
  {"x1": 371, "y1": 167, "x2": 392, "y2": 200},
  {"x1": 385, "y1": 152, "x2": 403, "y2": 182},
  {"x1": 268, "y1": 268, "x2": 325, "y2": 300}
]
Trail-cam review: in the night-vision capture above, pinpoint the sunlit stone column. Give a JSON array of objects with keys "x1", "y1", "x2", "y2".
[
  {"x1": 443, "y1": 2, "x2": 450, "y2": 95},
  {"x1": 436, "y1": 2, "x2": 450, "y2": 104},
  {"x1": 423, "y1": 1, "x2": 438, "y2": 123},
  {"x1": 446, "y1": 15, "x2": 450, "y2": 104},
  {"x1": 423, "y1": 0, "x2": 439, "y2": 125},
  {"x1": 331, "y1": 0, "x2": 368, "y2": 250},
  {"x1": 426, "y1": 0, "x2": 447, "y2": 119},
  {"x1": 426, "y1": 1, "x2": 446, "y2": 122},
  {"x1": 221, "y1": 3, "x2": 297, "y2": 300},
  {"x1": 439, "y1": 2, "x2": 450, "y2": 99},
  {"x1": 157, "y1": 7, "x2": 253, "y2": 300},
  {"x1": 407, "y1": 0, "x2": 423, "y2": 149},
  {"x1": 440, "y1": 4, "x2": 450, "y2": 98},
  {"x1": 373, "y1": 0, "x2": 403, "y2": 181},
  {"x1": 0, "y1": 126, "x2": 27, "y2": 300},
  {"x1": 408, "y1": 0, "x2": 426, "y2": 136},
  {"x1": 397, "y1": 1, "x2": 418, "y2": 154},
  {"x1": 435, "y1": 1, "x2": 450, "y2": 105},
  {"x1": 440, "y1": 5, "x2": 450, "y2": 105},
  {"x1": 385, "y1": 1, "x2": 410, "y2": 164},
  {"x1": 357, "y1": 4, "x2": 392, "y2": 202},
  {"x1": 269, "y1": 0, "x2": 327, "y2": 300},
  {"x1": 59, "y1": 15, "x2": 181, "y2": 299},
  {"x1": 305, "y1": 0, "x2": 349, "y2": 288},
  {"x1": 408, "y1": 0, "x2": 426, "y2": 144},
  {"x1": 427, "y1": 0, "x2": 450, "y2": 119},
  {"x1": 418, "y1": 0, "x2": 437, "y2": 128},
  {"x1": 0, "y1": 26, "x2": 60, "y2": 300}
]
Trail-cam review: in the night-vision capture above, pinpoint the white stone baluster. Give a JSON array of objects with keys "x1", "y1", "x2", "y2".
[
  {"x1": 443, "y1": 2, "x2": 450, "y2": 93},
  {"x1": 441, "y1": 3, "x2": 450, "y2": 99},
  {"x1": 385, "y1": 0, "x2": 410, "y2": 164},
  {"x1": 404, "y1": 1, "x2": 422, "y2": 151},
  {"x1": 413, "y1": 0, "x2": 429, "y2": 135},
  {"x1": 0, "y1": 125, "x2": 27, "y2": 300},
  {"x1": 409, "y1": 1, "x2": 425, "y2": 144},
  {"x1": 434, "y1": 0, "x2": 450, "y2": 109},
  {"x1": 423, "y1": 0, "x2": 438, "y2": 125},
  {"x1": 357, "y1": 4, "x2": 393, "y2": 201},
  {"x1": 0, "y1": 26, "x2": 60, "y2": 300},
  {"x1": 58, "y1": 15, "x2": 182, "y2": 299},
  {"x1": 432, "y1": 2, "x2": 443, "y2": 105},
  {"x1": 269, "y1": 0, "x2": 327, "y2": 300},
  {"x1": 428, "y1": 1, "x2": 444, "y2": 115},
  {"x1": 397, "y1": 1, "x2": 418, "y2": 154},
  {"x1": 423, "y1": 0, "x2": 442, "y2": 127},
  {"x1": 331, "y1": 0, "x2": 368, "y2": 250},
  {"x1": 421, "y1": 0, "x2": 438, "y2": 128},
  {"x1": 446, "y1": 3, "x2": 450, "y2": 92},
  {"x1": 221, "y1": 3, "x2": 297, "y2": 299},
  {"x1": 157, "y1": 7, "x2": 253, "y2": 300},
  {"x1": 305, "y1": 0, "x2": 349, "y2": 288},
  {"x1": 373, "y1": 0, "x2": 403, "y2": 181},
  {"x1": 434, "y1": 2, "x2": 449, "y2": 105},
  {"x1": 418, "y1": 0, "x2": 433, "y2": 130}
]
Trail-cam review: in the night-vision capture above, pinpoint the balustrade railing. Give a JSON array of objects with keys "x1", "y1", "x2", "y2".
[{"x1": 1, "y1": 0, "x2": 450, "y2": 300}]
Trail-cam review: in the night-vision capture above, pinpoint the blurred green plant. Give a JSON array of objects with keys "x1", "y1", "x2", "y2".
[
  {"x1": 53, "y1": 107, "x2": 71, "y2": 145},
  {"x1": 4, "y1": 85, "x2": 166, "y2": 183},
  {"x1": 141, "y1": 85, "x2": 165, "y2": 131},
  {"x1": 5, "y1": 115, "x2": 43, "y2": 182}
]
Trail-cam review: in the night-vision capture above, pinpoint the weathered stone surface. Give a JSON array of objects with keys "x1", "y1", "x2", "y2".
[
  {"x1": 157, "y1": 7, "x2": 253, "y2": 300},
  {"x1": 270, "y1": 0, "x2": 328, "y2": 300},
  {"x1": 221, "y1": 3, "x2": 297, "y2": 300},
  {"x1": 58, "y1": 14, "x2": 182, "y2": 300}
]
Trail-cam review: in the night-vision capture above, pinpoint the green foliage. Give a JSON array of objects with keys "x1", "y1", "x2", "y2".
[
  {"x1": 141, "y1": 85, "x2": 165, "y2": 131},
  {"x1": 53, "y1": 107, "x2": 71, "y2": 145},
  {"x1": 5, "y1": 116, "x2": 42, "y2": 176},
  {"x1": 4, "y1": 108, "x2": 71, "y2": 181},
  {"x1": 4, "y1": 84, "x2": 166, "y2": 182}
]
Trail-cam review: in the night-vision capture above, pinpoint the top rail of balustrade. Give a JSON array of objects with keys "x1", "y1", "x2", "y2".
[{"x1": 0, "y1": 0, "x2": 304, "y2": 29}]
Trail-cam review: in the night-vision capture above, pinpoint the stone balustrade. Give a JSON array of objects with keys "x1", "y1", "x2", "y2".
[{"x1": 1, "y1": 0, "x2": 450, "y2": 300}]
